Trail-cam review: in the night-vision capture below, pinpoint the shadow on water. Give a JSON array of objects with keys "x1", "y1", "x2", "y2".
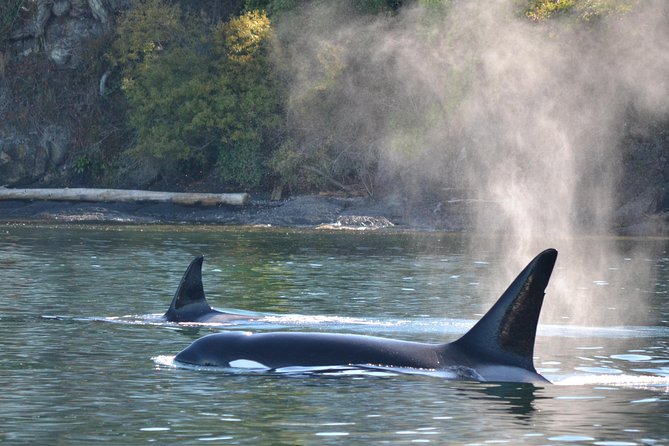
[{"x1": 473, "y1": 382, "x2": 542, "y2": 418}]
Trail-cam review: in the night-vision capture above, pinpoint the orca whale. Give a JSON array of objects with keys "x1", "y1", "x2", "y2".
[
  {"x1": 164, "y1": 256, "x2": 252, "y2": 323},
  {"x1": 174, "y1": 249, "x2": 558, "y2": 383}
]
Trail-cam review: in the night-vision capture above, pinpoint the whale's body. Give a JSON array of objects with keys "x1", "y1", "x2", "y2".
[
  {"x1": 163, "y1": 256, "x2": 251, "y2": 323},
  {"x1": 174, "y1": 249, "x2": 558, "y2": 383}
]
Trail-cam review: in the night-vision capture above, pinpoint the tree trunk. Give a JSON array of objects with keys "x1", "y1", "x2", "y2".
[{"x1": 0, "y1": 188, "x2": 249, "y2": 206}]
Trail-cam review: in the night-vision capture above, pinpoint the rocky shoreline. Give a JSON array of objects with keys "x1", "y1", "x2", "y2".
[
  {"x1": 0, "y1": 195, "x2": 470, "y2": 231},
  {"x1": 0, "y1": 194, "x2": 459, "y2": 230},
  {"x1": 1, "y1": 194, "x2": 667, "y2": 235}
]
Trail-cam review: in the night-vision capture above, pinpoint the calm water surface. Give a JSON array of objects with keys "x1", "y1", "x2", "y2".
[{"x1": 1, "y1": 224, "x2": 669, "y2": 445}]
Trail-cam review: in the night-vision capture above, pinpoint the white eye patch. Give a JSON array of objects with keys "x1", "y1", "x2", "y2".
[{"x1": 228, "y1": 359, "x2": 270, "y2": 370}]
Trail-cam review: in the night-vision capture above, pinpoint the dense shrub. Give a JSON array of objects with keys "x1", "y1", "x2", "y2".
[
  {"x1": 112, "y1": 1, "x2": 283, "y2": 188},
  {"x1": 99, "y1": 0, "x2": 649, "y2": 193},
  {"x1": 522, "y1": 0, "x2": 637, "y2": 22}
]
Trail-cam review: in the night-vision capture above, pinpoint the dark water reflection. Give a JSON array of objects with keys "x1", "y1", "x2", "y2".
[{"x1": 1, "y1": 224, "x2": 668, "y2": 444}]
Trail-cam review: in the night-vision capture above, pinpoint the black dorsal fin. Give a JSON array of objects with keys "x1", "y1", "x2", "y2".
[
  {"x1": 164, "y1": 256, "x2": 212, "y2": 322},
  {"x1": 453, "y1": 249, "x2": 558, "y2": 371}
]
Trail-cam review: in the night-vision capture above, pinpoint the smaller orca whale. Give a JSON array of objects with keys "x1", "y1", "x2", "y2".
[
  {"x1": 174, "y1": 249, "x2": 558, "y2": 383},
  {"x1": 164, "y1": 256, "x2": 252, "y2": 323}
]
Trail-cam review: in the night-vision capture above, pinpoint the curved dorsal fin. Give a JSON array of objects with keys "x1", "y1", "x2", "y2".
[
  {"x1": 453, "y1": 249, "x2": 558, "y2": 371},
  {"x1": 164, "y1": 255, "x2": 212, "y2": 322}
]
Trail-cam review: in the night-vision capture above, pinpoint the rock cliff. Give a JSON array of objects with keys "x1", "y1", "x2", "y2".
[{"x1": 1, "y1": 0, "x2": 126, "y2": 186}]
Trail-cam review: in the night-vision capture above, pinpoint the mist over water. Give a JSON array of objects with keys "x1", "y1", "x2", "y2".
[{"x1": 274, "y1": 1, "x2": 669, "y2": 325}]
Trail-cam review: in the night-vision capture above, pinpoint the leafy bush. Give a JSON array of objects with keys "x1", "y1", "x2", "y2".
[
  {"x1": 522, "y1": 0, "x2": 637, "y2": 22},
  {"x1": 109, "y1": 0, "x2": 641, "y2": 195},
  {"x1": 113, "y1": 2, "x2": 283, "y2": 188},
  {"x1": 111, "y1": 0, "x2": 185, "y2": 67}
]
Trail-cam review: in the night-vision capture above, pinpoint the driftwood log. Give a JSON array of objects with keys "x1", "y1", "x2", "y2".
[{"x1": 0, "y1": 188, "x2": 249, "y2": 206}]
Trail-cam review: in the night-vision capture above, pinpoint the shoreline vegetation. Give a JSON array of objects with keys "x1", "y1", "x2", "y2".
[{"x1": 1, "y1": 1, "x2": 667, "y2": 235}]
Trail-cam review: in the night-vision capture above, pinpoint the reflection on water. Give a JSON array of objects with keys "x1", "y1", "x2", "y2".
[{"x1": 0, "y1": 224, "x2": 668, "y2": 444}]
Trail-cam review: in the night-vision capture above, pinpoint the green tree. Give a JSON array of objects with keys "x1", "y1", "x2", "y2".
[
  {"x1": 213, "y1": 10, "x2": 283, "y2": 187},
  {"x1": 112, "y1": 0, "x2": 185, "y2": 68},
  {"x1": 112, "y1": 2, "x2": 283, "y2": 188}
]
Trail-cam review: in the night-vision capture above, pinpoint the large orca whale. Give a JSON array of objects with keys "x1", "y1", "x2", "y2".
[
  {"x1": 164, "y1": 256, "x2": 252, "y2": 323},
  {"x1": 174, "y1": 249, "x2": 558, "y2": 383}
]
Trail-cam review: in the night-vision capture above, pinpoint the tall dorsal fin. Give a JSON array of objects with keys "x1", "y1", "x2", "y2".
[
  {"x1": 164, "y1": 255, "x2": 212, "y2": 322},
  {"x1": 453, "y1": 248, "x2": 558, "y2": 371}
]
